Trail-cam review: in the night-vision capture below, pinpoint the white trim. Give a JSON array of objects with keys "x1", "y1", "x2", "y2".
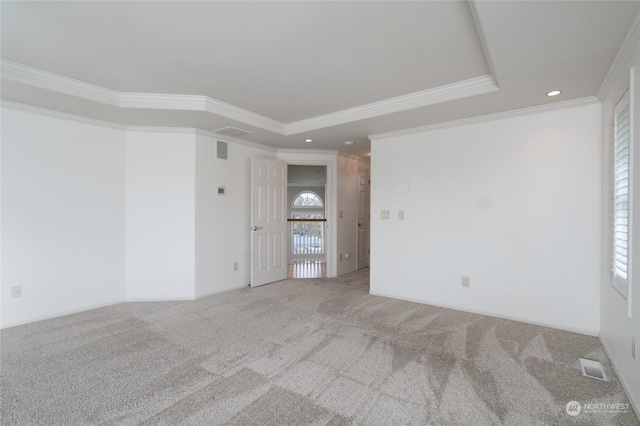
[
  {"x1": 277, "y1": 149, "x2": 339, "y2": 156},
  {"x1": 1, "y1": 59, "x2": 121, "y2": 106},
  {"x1": 598, "y1": 12, "x2": 640, "y2": 101},
  {"x1": 124, "y1": 296, "x2": 195, "y2": 302},
  {"x1": 600, "y1": 337, "x2": 640, "y2": 419},
  {"x1": 468, "y1": 1, "x2": 498, "y2": 85},
  {"x1": 369, "y1": 96, "x2": 600, "y2": 141},
  {"x1": 1, "y1": 59, "x2": 285, "y2": 134},
  {"x1": 369, "y1": 290, "x2": 599, "y2": 336},
  {"x1": 287, "y1": 182, "x2": 326, "y2": 188},
  {"x1": 121, "y1": 94, "x2": 284, "y2": 133},
  {"x1": 125, "y1": 126, "x2": 200, "y2": 135},
  {"x1": 196, "y1": 284, "x2": 248, "y2": 299},
  {"x1": 627, "y1": 66, "x2": 636, "y2": 317},
  {"x1": 285, "y1": 75, "x2": 499, "y2": 135},
  {"x1": 204, "y1": 98, "x2": 284, "y2": 134},
  {"x1": 1, "y1": 59, "x2": 498, "y2": 136},
  {"x1": 0, "y1": 300, "x2": 124, "y2": 330},
  {"x1": 0, "y1": 101, "x2": 277, "y2": 153},
  {"x1": 1, "y1": 100, "x2": 125, "y2": 130},
  {"x1": 120, "y1": 92, "x2": 208, "y2": 110}
]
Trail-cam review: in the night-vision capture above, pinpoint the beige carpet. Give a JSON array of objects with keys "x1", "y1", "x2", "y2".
[{"x1": 1, "y1": 269, "x2": 638, "y2": 425}]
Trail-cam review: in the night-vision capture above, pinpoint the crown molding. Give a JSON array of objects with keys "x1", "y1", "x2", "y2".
[
  {"x1": 597, "y1": 11, "x2": 640, "y2": 101},
  {"x1": 369, "y1": 96, "x2": 600, "y2": 141},
  {"x1": 468, "y1": 1, "x2": 498, "y2": 86},
  {"x1": 284, "y1": 75, "x2": 499, "y2": 135},
  {"x1": 2, "y1": 100, "x2": 277, "y2": 151},
  {"x1": 204, "y1": 97, "x2": 284, "y2": 134},
  {"x1": 1, "y1": 60, "x2": 121, "y2": 106},
  {"x1": 120, "y1": 92, "x2": 284, "y2": 134},
  {"x1": 120, "y1": 93, "x2": 208, "y2": 110},
  {"x1": 1, "y1": 100, "x2": 126, "y2": 130},
  {"x1": 124, "y1": 126, "x2": 199, "y2": 135},
  {"x1": 2, "y1": 59, "x2": 498, "y2": 137},
  {"x1": 1, "y1": 59, "x2": 286, "y2": 134}
]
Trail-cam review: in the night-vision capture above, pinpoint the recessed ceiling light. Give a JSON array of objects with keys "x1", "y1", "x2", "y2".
[
  {"x1": 546, "y1": 90, "x2": 562, "y2": 97},
  {"x1": 304, "y1": 138, "x2": 312, "y2": 143},
  {"x1": 344, "y1": 141, "x2": 354, "y2": 145}
]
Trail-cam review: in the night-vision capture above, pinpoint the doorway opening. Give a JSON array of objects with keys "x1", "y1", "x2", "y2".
[{"x1": 287, "y1": 165, "x2": 327, "y2": 279}]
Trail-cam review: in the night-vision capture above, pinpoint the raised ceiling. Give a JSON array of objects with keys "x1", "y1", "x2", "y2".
[{"x1": 2, "y1": 1, "x2": 639, "y2": 156}]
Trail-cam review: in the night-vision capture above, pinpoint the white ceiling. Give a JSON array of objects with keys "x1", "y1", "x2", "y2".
[{"x1": 2, "y1": 1, "x2": 639, "y2": 156}]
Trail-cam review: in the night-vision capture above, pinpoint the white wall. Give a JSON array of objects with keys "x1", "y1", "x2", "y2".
[
  {"x1": 125, "y1": 130, "x2": 196, "y2": 300},
  {"x1": 337, "y1": 154, "x2": 369, "y2": 276},
  {"x1": 598, "y1": 15, "x2": 640, "y2": 414},
  {"x1": 288, "y1": 165, "x2": 327, "y2": 184},
  {"x1": 370, "y1": 101, "x2": 602, "y2": 334},
  {"x1": 195, "y1": 134, "x2": 276, "y2": 298},
  {"x1": 1, "y1": 105, "x2": 125, "y2": 327}
]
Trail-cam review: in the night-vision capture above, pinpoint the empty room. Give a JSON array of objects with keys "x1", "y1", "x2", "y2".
[{"x1": 1, "y1": 1, "x2": 640, "y2": 424}]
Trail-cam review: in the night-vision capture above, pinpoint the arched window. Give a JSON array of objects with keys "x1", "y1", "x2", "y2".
[{"x1": 292, "y1": 191, "x2": 323, "y2": 208}]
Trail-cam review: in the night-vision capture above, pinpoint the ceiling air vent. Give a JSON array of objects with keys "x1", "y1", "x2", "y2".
[{"x1": 213, "y1": 126, "x2": 252, "y2": 138}]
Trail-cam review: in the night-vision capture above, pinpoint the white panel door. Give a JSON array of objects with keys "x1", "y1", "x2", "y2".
[
  {"x1": 251, "y1": 157, "x2": 288, "y2": 287},
  {"x1": 357, "y1": 170, "x2": 370, "y2": 269}
]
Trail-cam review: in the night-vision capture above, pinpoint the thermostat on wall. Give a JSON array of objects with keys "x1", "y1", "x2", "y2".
[{"x1": 217, "y1": 187, "x2": 225, "y2": 195}]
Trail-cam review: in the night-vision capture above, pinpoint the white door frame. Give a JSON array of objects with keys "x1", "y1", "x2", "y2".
[
  {"x1": 277, "y1": 152, "x2": 337, "y2": 278},
  {"x1": 357, "y1": 168, "x2": 370, "y2": 270}
]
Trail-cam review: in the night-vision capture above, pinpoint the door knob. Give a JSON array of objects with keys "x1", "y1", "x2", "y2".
[{"x1": 251, "y1": 226, "x2": 263, "y2": 231}]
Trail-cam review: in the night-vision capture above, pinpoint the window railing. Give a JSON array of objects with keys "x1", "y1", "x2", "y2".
[{"x1": 288, "y1": 218, "x2": 327, "y2": 264}]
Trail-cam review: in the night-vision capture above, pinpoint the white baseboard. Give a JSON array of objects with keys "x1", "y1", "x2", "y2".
[
  {"x1": 125, "y1": 296, "x2": 195, "y2": 302},
  {"x1": 196, "y1": 284, "x2": 248, "y2": 299},
  {"x1": 0, "y1": 299, "x2": 125, "y2": 330},
  {"x1": 599, "y1": 337, "x2": 640, "y2": 420},
  {"x1": 368, "y1": 290, "x2": 599, "y2": 336}
]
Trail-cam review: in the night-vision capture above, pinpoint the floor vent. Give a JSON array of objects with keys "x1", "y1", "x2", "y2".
[
  {"x1": 213, "y1": 126, "x2": 253, "y2": 138},
  {"x1": 579, "y1": 358, "x2": 608, "y2": 381}
]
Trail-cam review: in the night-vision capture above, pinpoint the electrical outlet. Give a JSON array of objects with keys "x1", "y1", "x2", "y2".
[
  {"x1": 398, "y1": 210, "x2": 405, "y2": 220},
  {"x1": 633, "y1": 338, "x2": 638, "y2": 362},
  {"x1": 381, "y1": 210, "x2": 390, "y2": 220},
  {"x1": 461, "y1": 276, "x2": 470, "y2": 288},
  {"x1": 11, "y1": 286, "x2": 21, "y2": 298},
  {"x1": 233, "y1": 262, "x2": 238, "y2": 271}
]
